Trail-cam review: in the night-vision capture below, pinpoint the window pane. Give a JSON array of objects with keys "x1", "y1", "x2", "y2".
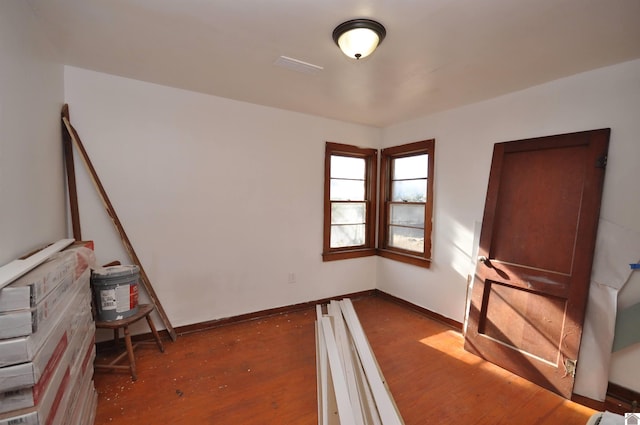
[
  {"x1": 331, "y1": 155, "x2": 365, "y2": 179},
  {"x1": 331, "y1": 179, "x2": 365, "y2": 201},
  {"x1": 392, "y1": 154, "x2": 428, "y2": 180},
  {"x1": 331, "y1": 224, "x2": 365, "y2": 248},
  {"x1": 331, "y1": 202, "x2": 365, "y2": 224},
  {"x1": 391, "y1": 179, "x2": 427, "y2": 202},
  {"x1": 389, "y1": 226, "x2": 424, "y2": 253},
  {"x1": 390, "y1": 204, "x2": 425, "y2": 227}
]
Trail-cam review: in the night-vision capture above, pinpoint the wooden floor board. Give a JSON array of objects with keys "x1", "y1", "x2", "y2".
[{"x1": 94, "y1": 295, "x2": 596, "y2": 424}]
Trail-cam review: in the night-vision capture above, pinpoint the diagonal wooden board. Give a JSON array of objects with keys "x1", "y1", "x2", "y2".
[
  {"x1": 61, "y1": 105, "x2": 82, "y2": 241},
  {"x1": 61, "y1": 105, "x2": 177, "y2": 342}
]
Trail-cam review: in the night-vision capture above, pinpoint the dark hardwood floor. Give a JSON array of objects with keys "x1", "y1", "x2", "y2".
[{"x1": 93, "y1": 295, "x2": 596, "y2": 424}]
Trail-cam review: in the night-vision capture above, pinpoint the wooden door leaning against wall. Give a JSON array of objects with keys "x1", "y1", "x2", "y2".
[{"x1": 464, "y1": 129, "x2": 610, "y2": 399}]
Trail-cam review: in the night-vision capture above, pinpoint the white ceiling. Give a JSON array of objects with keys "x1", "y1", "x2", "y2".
[{"x1": 28, "y1": 0, "x2": 640, "y2": 127}]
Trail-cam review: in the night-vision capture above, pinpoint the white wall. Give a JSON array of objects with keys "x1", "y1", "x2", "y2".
[
  {"x1": 380, "y1": 59, "x2": 640, "y2": 392},
  {"x1": 64, "y1": 66, "x2": 380, "y2": 328},
  {"x1": 0, "y1": 1, "x2": 66, "y2": 265}
]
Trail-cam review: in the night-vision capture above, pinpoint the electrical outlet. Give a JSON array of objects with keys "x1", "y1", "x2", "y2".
[{"x1": 288, "y1": 272, "x2": 296, "y2": 284}]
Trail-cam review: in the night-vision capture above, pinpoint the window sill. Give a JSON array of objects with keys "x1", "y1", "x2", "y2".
[
  {"x1": 376, "y1": 249, "x2": 432, "y2": 269},
  {"x1": 322, "y1": 248, "x2": 377, "y2": 262}
]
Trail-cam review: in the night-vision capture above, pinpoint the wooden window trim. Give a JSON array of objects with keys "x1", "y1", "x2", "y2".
[
  {"x1": 377, "y1": 139, "x2": 434, "y2": 269},
  {"x1": 322, "y1": 142, "x2": 378, "y2": 261}
]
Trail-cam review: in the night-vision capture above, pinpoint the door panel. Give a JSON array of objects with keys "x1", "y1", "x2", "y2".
[
  {"x1": 491, "y1": 145, "x2": 585, "y2": 273},
  {"x1": 465, "y1": 129, "x2": 609, "y2": 399},
  {"x1": 480, "y1": 281, "x2": 566, "y2": 364}
]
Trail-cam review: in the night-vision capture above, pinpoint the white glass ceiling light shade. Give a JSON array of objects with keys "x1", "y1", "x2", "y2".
[{"x1": 333, "y1": 19, "x2": 386, "y2": 60}]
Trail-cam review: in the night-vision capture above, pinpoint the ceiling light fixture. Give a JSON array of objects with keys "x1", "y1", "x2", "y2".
[{"x1": 332, "y1": 19, "x2": 386, "y2": 60}]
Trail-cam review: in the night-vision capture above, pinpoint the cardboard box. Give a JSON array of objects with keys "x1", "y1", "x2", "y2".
[
  {"x1": 0, "y1": 243, "x2": 94, "y2": 314},
  {"x1": 0, "y1": 360, "x2": 72, "y2": 425},
  {"x1": 0, "y1": 251, "x2": 76, "y2": 313},
  {"x1": 65, "y1": 366, "x2": 94, "y2": 425},
  {"x1": 0, "y1": 269, "x2": 80, "y2": 339},
  {"x1": 0, "y1": 243, "x2": 96, "y2": 424},
  {"x1": 0, "y1": 273, "x2": 90, "y2": 368},
  {"x1": 56, "y1": 338, "x2": 96, "y2": 425},
  {"x1": 0, "y1": 295, "x2": 93, "y2": 413},
  {"x1": 0, "y1": 328, "x2": 68, "y2": 394},
  {"x1": 75, "y1": 383, "x2": 97, "y2": 425}
]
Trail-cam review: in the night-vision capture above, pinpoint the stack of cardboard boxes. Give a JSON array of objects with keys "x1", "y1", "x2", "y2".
[{"x1": 0, "y1": 244, "x2": 97, "y2": 425}]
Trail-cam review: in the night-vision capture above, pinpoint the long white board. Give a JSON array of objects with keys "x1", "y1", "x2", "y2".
[
  {"x1": 0, "y1": 239, "x2": 75, "y2": 290},
  {"x1": 316, "y1": 298, "x2": 405, "y2": 425}
]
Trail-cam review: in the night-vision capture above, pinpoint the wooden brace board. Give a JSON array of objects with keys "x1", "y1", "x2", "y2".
[{"x1": 61, "y1": 107, "x2": 176, "y2": 342}]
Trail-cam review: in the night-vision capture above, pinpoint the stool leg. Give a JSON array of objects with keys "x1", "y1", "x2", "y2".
[
  {"x1": 123, "y1": 325, "x2": 137, "y2": 381},
  {"x1": 145, "y1": 314, "x2": 165, "y2": 353},
  {"x1": 113, "y1": 328, "x2": 119, "y2": 348}
]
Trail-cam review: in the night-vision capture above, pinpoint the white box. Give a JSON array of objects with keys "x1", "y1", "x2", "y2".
[
  {"x1": 0, "y1": 303, "x2": 93, "y2": 391},
  {"x1": 56, "y1": 339, "x2": 96, "y2": 425},
  {"x1": 0, "y1": 272, "x2": 90, "y2": 368},
  {"x1": 0, "y1": 323, "x2": 69, "y2": 393},
  {"x1": 0, "y1": 357, "x2": 72, "y2": 425},
  {"x1": 0, "y1": 297, "x2": 93, "y2": 413},
  {"x1": 0, "y1": 269, "x2": 79, "y2": 339},
  {"x1": 76, "y1": 384, "x2": 97, "y2": 425},
  {"x1": 66, "y1": 367, "x2": 94, "y2": 425},
  {"x1": 0, "y1": 251, "x2": 76, "y2": 313}
]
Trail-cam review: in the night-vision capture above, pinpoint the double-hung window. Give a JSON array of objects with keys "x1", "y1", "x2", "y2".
[
  {"x1": 322, "y1": 142, "x2": 377, "y2": 261},
  {"x1": 378, "y1": 140, "x2": 434, "y2": 268},
  {"x1": 322, "y1": 139, "x2": 434, "y2": 268}
]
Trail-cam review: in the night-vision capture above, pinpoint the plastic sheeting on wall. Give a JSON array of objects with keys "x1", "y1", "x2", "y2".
[{"x1": 574, "y1": 219, "x2": 640, "y2": 401}]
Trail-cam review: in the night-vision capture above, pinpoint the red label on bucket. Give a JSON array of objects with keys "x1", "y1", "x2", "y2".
[{"x1": 130, "y1": 283, "x2": 138, "y2": 309}]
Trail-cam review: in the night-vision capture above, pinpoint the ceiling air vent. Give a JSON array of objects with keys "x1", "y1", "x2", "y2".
[{"x1": 274, "y1": 56, "x2": 323, "y2": 75}]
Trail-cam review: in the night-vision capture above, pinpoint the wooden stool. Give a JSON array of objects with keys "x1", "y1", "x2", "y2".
[{"x1": 94, "y1": 304, "x2": 164, "y2": 381}]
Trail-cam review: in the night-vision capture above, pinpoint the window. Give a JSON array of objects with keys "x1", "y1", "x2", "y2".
[
  {"x1": 322, "y1": 139, "x2": 434, "y2": 268},
  {"x1": 322, "y1": 142, "x2": 377, "y2": 261},
  {"x1": 378, "y1": 140, "x2": 434, "y2": 268}
]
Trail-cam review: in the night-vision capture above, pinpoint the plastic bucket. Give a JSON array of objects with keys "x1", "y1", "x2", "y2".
[{"x1": 91, "y1": 265, "x2": 139, "y2": 321}]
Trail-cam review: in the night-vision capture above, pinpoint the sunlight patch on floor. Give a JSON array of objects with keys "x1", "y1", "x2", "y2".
[{"x1": 419, "y1": 330, "x2": 483, "y2": 366}]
